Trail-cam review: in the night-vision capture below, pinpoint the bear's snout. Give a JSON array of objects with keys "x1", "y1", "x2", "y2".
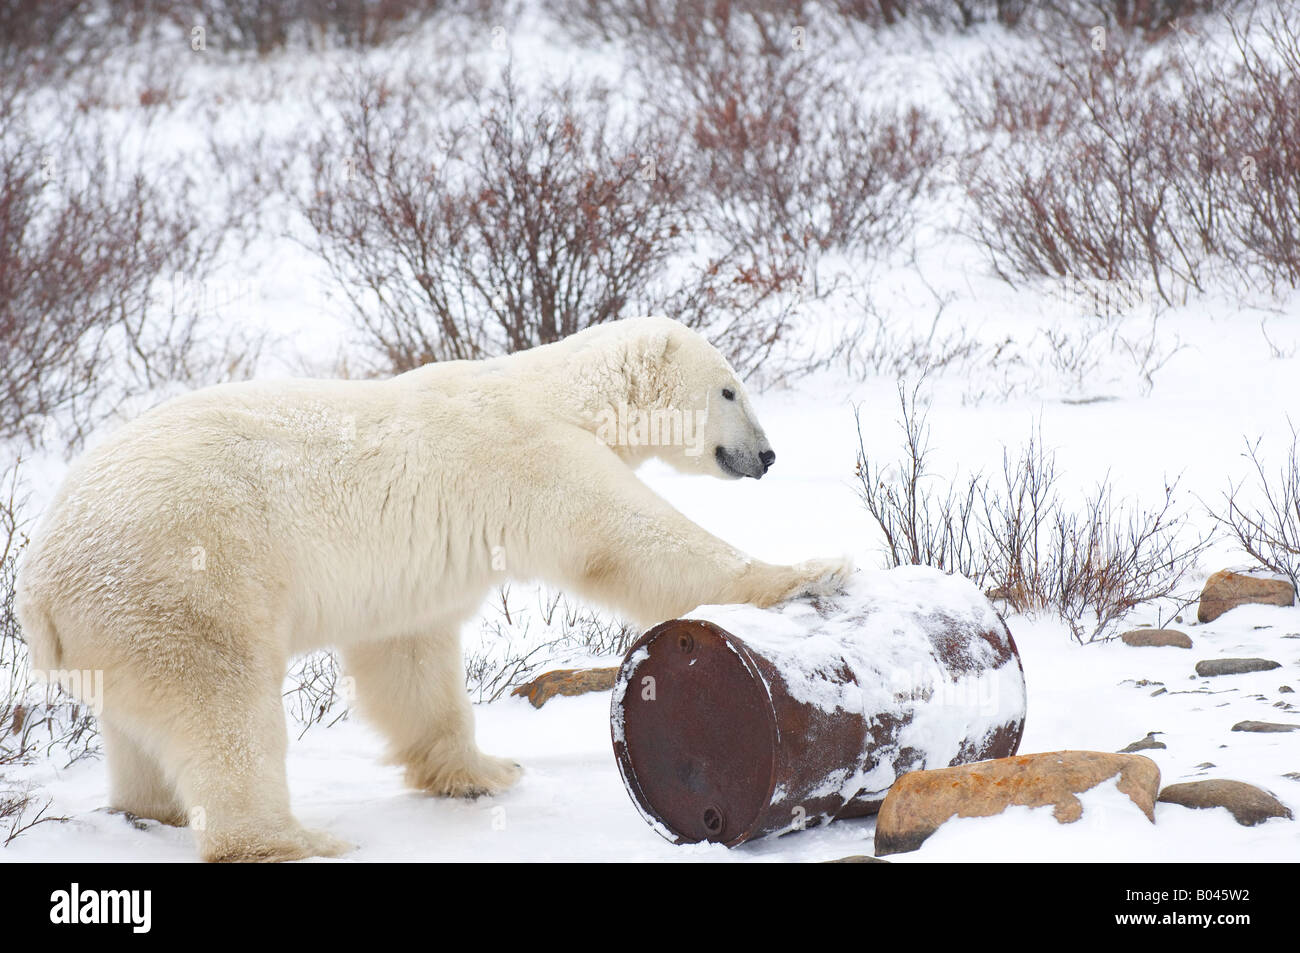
[{"x1": 759, "y1": 449, "x2": 775, "y2": 473}]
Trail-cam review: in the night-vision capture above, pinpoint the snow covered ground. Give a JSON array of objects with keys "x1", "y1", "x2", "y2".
[
  {"x1": 5, "y1": 366, "x2": 1299, "y2": 863},
  {"x1": 3, "y1": 5, "x2": 1299, "y2": 863}
]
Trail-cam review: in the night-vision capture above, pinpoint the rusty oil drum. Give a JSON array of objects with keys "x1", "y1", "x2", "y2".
[{"x1": 610, "y1": 566, "x2": 1027, "y2": 846}]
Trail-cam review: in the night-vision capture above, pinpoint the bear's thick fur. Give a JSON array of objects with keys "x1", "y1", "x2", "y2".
[{"x1": 15, "y1": 317, "x2": 851, "y2": 861}]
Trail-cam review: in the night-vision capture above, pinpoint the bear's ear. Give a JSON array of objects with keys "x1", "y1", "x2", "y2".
[{"x1": 648, "y1": 326, "x2": 679, "y2": 362}]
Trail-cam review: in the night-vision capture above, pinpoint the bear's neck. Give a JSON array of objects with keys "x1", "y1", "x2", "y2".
[{"x1": 517, "y1": 334, "x2": 688, "y2": 441}]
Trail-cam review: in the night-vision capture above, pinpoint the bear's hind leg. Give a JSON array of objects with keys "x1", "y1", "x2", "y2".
[
  {"x1": 123, "y1": 653, "x2": 351, "y2": 863},
  {"x1": 345, "y1": 632, "x2": 521, "y2": 798},
  {"x1": 104, "y1": 721, "x2": 186, "y2": 826}
]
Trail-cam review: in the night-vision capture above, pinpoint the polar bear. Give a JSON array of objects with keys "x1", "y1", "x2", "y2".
[{"x1": 15, "y1": 316, "x2": 852, "y2": 862}]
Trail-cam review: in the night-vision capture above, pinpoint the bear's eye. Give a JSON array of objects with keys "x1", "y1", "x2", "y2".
[{"x1": 722, "y1": 388, "x2": 736, "y2": 401}]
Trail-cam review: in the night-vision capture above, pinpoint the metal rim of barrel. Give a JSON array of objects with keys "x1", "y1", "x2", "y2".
[{"x1": 610, "y1": 618, "x2": 783, "y2": 847}]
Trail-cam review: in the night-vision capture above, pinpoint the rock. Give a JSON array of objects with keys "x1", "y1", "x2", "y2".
[
  {"x1": 510, "y1": 666, "x2": 619, "y2": 708},
  {"x1": 1284, "y1": 773, "x2": 1300, "y2": 782},
  {"x1": 873, "y1": 751, "x2": 1159, "y2": 856},
  {"x1": 1196, "y1": 762, "x2": 1216, "y2": 769},
  {"x1": 823, "y1": 855, "x2": 889, "y2": 863},
  {"x1": 1281, "y1": 686, "x2": 1295, "y2": 693},
  {"x1": 1232, "y1": 720, "x2": 1300, "y2": 733},
  {"x1": 1120, "y1": 732, "x2": 1167, "y2": 753},
  {"x1": 1195, "y1": 658, "x2": 1282, "y2": 677},
  {"x1": 1121, "y1": 628, "x2": 1192, "y2": 649},
  {"x1": 1197, "y1": 571, "x2": 1294, "y2": 623},
  {"x1": 1157, "y1": 780, "x2": 1293, "y2": 826}
]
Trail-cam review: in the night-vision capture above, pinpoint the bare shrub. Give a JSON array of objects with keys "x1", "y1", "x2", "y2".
[
  {"x1": 855, "y1": 382, "x2": 1205, "y2": 641},
  {"x1": 554, "y1": 0, "x2": 808, "y2": 59},
  {"x1": 0, "y1": 0, "x2": 104, "y2": 90},
  {"x1": 959, "y1": 10, "x2": 1300, "y2": 301},
  {"x1": 956, "y1": 35, "x2": 1217, "y2": 305},
  {"x1": 153, "y1": 0, "x2": 487, "y2": 54},
  {"x1": 1210, "y1": 430, "x2": 1300, "y2": 591},
  {"x1": 283, "y1": 651, "x2": 350, "y2": 738},
  {"x1": 466, "y1": 585, "x2": 637, "y2": 703},
  {"x1": 0, "y1": 461, "x2": 100, "y2": 768},
  {"x1": 853, "y1": 383, "x2": 986, "y2": 578},
  {"x1": 1054, "y1": 1, "x2": 1235, "y2": 35},
  {"x1": 0, "y1": 106, "x2": 251, "y2": 448},
  {"x1": 828, "y1": 0, "x2": 1028, "y2": 30},
  {"x1": 678, "y1": 55, "x2": 946, "y2": 293},
  {"x1": 828, "y1": 1, "x2": 1237, "y2": 35},
  {"x1": 839, "y1": 299, "x2": 982, "y2": 382},
  {"x1": 611, "y1": 24, "x2": 947, "y2": 379},
  {"x1": 1, "y1": 778, "x2": 65, "y2": 846},
  {"x1": 1194, "y1": 10, "x2": 1300, "y2": 290},
  {"x1": 300, "y1": 66, "x2": 705, "y2": 369}
]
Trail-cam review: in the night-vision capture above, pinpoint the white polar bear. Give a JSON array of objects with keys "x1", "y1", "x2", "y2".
[{"x1": 15, "y1": 316, "x2": 852, "y2": 862}]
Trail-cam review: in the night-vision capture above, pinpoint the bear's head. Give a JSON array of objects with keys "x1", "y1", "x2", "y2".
[
  {"x1": 683, "y1": 356, "x2": 776, "y2": 482},
  {"x1": 589, "y1": 317, "x2": 776, "y2": 480}
]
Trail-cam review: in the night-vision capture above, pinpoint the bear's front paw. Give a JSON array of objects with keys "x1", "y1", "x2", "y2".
[
  {"x1": 409, "y1": 752, "x2": 523, "y2": 799},
  {"x1": 754, "y1": 556, "x2": 855, "y2": 608},
  {"x1": 792, "y1": 556, "x2": 856, "y2": 598}
]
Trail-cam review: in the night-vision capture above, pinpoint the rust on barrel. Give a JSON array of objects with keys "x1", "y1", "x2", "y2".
[{"x1": 610, "y1": 565, "x2": 1028, "y2": 846}]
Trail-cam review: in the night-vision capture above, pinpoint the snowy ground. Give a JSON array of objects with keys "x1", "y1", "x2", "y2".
[
  {"x1": 4, "y1": 6, "x2": 1300, "y2": 863},
  {"x1": 5, "y1": 370, "x2": 1299, "y2": 863}
]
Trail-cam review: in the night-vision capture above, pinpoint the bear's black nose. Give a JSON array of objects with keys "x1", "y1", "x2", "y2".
[{"x1": 759, "y1": 450, "x2": 775, "y2": 472}]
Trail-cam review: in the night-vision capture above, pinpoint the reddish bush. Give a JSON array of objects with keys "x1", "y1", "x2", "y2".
[
  {"x1": 0, "y1": 107, "x2": 236, "y2": 447},
  {"x1": 300, "y1": 67, "x2": 697, "y2": 367},
  {"x1": 957, "y1": 10, "x2": 1300, "y2": 300}
]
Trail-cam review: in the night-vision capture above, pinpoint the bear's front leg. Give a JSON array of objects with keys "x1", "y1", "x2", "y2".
[
  {"x1": 344, "y1": 632, "x2": 521, "y2": 798},
  {"x1": 543, "y1": 460, "x2": 855, "y2": 627},
  {"x1": 737, "y1": 555, "x2": 857, "y2": 608}
]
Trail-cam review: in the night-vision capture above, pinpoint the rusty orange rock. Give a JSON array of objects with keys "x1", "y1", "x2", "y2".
[
  {"x1": 1197, "y1": 570, "x2": 1294, "y2": 623},
  {"x1": 874, "y1": 750, "x2": 1160, "y2": 855},
  {"x1": 511, "y1": 667, "x2": 619, "y2": 708}
]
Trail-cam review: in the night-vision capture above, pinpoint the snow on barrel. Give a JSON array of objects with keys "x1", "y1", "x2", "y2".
[{"x1": 611, "y1": 565, "x2": 1027, "y2": 846}]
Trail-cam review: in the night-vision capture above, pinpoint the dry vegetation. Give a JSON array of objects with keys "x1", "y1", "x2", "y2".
[
  {"x1": 466, "y1": 585, "x2": 637, "y2": 703},
  {"x1": 957, "y1": 9, "x2": 1300, "y2": 301},
  {"x1": 0, "y1": 98, "x2": 259, "y2": 449},
  {"x1": 855, "y1": 382, "x2": 1206, "y2": 642},
  {"x1": 1210, "y1": 430, "x2": 1300, "y2": 592},
  {"x1": 299, "y1": 68, "x2": 697, "y2": 367}
]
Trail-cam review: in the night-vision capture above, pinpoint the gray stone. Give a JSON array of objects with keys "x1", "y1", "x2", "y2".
[
  {"x1": 1195, "y1": 658, "x2": 1282, "y2": 677},
  {"x1": 1120, "y1": 732, "x2": 1167, "y2": 753},
  {"x1": 1158, "y1": 779, "x2": 1293, "y2": 826},
  {"x1": 1232, "y1": 720, "x2": 1300, "y2": 733},
  {"x1": 823, "y1": 855, "x2": 889, "y2": 863}
]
